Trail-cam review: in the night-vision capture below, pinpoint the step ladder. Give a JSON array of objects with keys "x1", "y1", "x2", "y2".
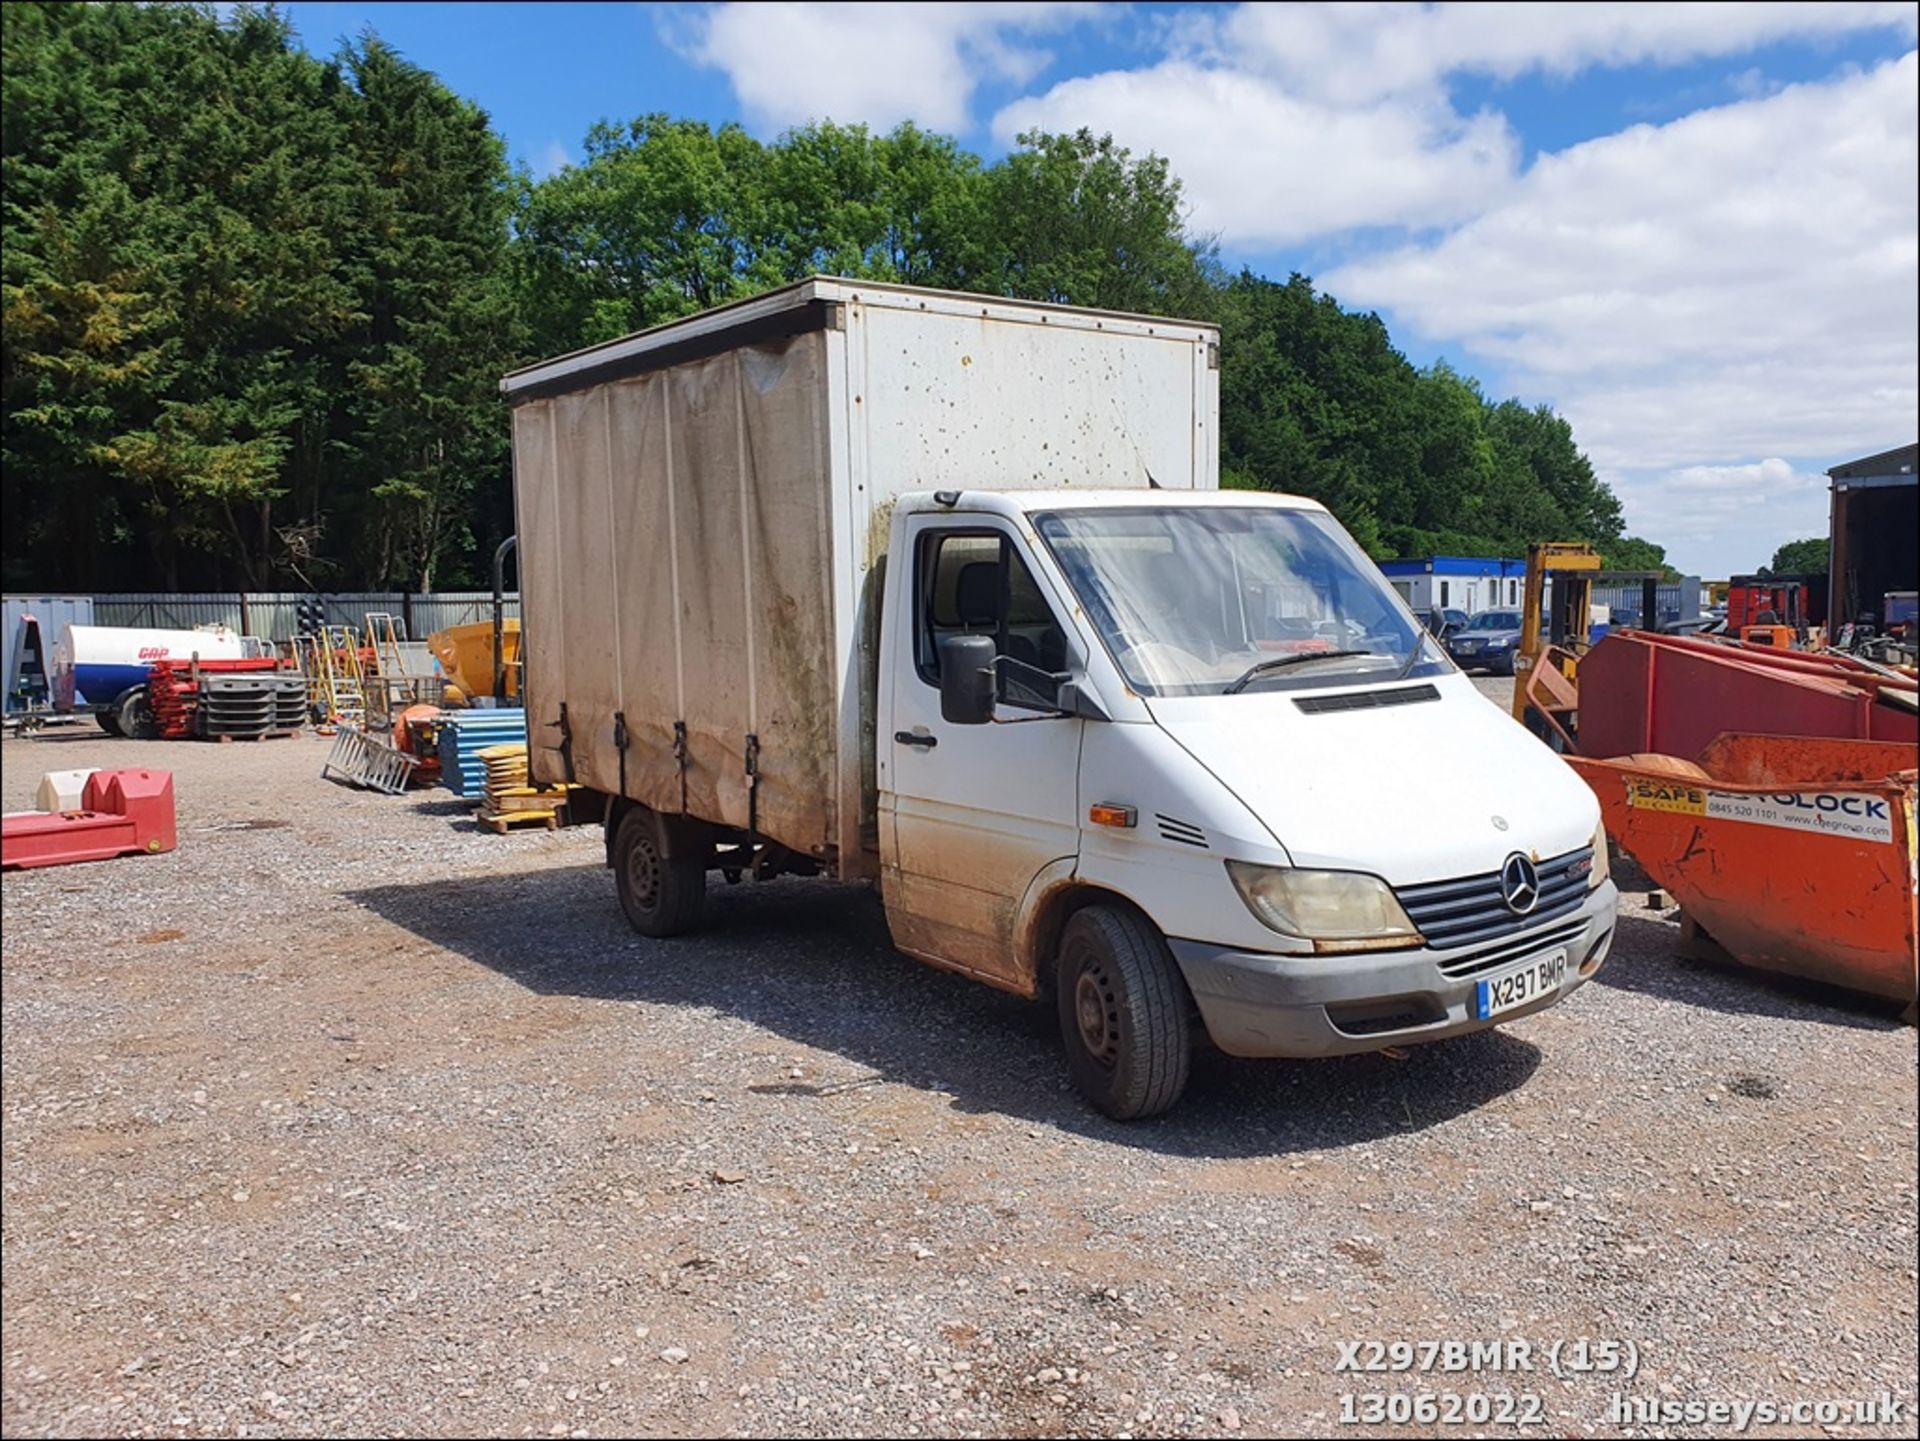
[
  {"x1": 315, "y1": 625, "x2": 365, "y2": 727},
  {"x1": 320, "y1": 723, "x2": 418, "y2": 794},
  {"x1": 364, "y1": 611, "x2": 407, "y2": 679}
]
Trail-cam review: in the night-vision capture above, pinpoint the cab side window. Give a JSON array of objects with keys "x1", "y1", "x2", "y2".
[{"x1": 916, "y1": 529, "x2": 1070, "y2": 708}]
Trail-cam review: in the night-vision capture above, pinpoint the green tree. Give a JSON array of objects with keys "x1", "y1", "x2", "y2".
[
  {"x1": 984, "y1": 129, "x2": 1215, "y2": 314},
  {"x1": 334, "y1": 36, "x2": 518, "y2": 590},
  {"x1": 1214, "y1": 272, "x2": 1645, "y2": 563},
  {"x1": 1214, "y1": 272, "x2": 1423, "y2": 552},
  {"x1": 1762, "y1": 536, "x2": 1829, "y2": 576},
  {"x1": 1599, "y1": 535, "x2": 1675, "y2": 576},
  {"x1": 3, "y1": 3, "x2": 517, "y2": 590},
  {"x1": 510, "y1": 114, "x2": 778, "y2": 355},
  {"x1": 4, "y1": 1, "x2": 360, "y2": 587}
]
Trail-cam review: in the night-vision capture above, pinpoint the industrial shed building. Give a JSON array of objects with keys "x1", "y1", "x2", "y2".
[{"x1": 1828, "y1": 444, "x2": 1918, "y2": 629}]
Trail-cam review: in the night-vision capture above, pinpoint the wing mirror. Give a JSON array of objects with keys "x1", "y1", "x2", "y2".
[
  {"x1": 937, "y1": 634, "x2": 1111, "y2": 725},
  {"x1": 937, "y1": 634, "x2": 998, "y2": 725}
]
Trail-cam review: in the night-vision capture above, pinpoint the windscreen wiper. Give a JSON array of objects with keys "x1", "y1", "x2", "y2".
[
  {"x1": 1394, "y1": 633, "x2": 1439, "y2": 680},
  {"x1": 1223, "y1": 649, "x2": 1378, "y2": 694}
]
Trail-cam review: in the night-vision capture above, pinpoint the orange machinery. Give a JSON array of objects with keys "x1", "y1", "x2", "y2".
[{"x1": 1727, "y1": 572, "x2": 1826, "y2": 647}]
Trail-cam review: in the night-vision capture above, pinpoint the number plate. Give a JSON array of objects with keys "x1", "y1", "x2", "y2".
[{"x1": 1473, "y1": 949, "x2": 1568, "y2": 1019}]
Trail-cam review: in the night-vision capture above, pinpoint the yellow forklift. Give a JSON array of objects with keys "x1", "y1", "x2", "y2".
[{"x1": 1511, "y1": 542, "x2": 1601, "y2": 744}]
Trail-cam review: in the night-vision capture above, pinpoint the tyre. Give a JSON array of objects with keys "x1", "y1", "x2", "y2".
[
  {"x1": 1055, "y1": 904, "x2": 1192, "y2": 1119},
  {"x1": 1495, "y1": 651, "x2": 1516, "y2": 677},
  {"x1": 116, "y1": 687, "x2": 154, "y2": 740},
  {"x1": 612, "y1": 806, "x2": 706, "y2": 938},
  {"x1": 97, "y1": 709, "x2": 123, "y2": 736}
]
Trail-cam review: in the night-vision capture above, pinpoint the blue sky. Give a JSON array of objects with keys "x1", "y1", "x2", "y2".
[{"x1": 267, "y1": 3, "x2": 1919, "y2": 577}]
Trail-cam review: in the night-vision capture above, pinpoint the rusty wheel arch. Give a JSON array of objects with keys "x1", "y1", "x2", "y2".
[
  {"x1": 601, "y1": 791, "x2": 634, "y2": 868},
  {"x1": 1022, "y1": 881, "x2": 1160, "y2": 1001},
  {"x1": 601, "y1": 794, "x2": 718, "y2": 868}
]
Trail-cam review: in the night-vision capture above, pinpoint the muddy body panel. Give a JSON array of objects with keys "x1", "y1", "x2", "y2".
[{"x1": 504, "y1": 279, "x2": 1219, "y2": 881}]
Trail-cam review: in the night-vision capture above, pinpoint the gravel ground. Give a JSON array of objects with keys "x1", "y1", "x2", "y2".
[{"x1": 2, "y1": 711, "x2": 1915, "y2": 1440}]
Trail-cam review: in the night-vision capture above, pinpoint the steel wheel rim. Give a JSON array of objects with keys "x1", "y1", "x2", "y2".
[
  {"x1": 1073, "y1": 961, "x2": 1119, "y2": 1068},
  {"x1": 626, "y1": 835, "x2": 662, "y2": 911}
]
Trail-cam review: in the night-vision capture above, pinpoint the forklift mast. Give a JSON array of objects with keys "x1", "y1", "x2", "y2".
[{"x1": 1513, "y1": 542, "x2": 1601, "y2": 723}]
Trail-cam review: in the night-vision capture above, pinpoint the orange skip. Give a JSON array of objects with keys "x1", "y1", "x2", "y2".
[{"x1": 1567, "y1": 734, "x2": 1917, "y2": 1011}]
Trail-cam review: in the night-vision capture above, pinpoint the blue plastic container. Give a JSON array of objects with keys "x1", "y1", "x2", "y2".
[{"x1": 437, "y1": 709, "x2": 528, "y2": 798}]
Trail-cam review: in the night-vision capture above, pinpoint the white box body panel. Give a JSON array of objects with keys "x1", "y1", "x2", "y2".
[{"x1": 504, "y1": 278, "x2": 1218, "y2": 878}]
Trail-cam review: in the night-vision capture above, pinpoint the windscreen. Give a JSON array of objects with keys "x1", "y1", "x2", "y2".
[
  {"x1": 1034, "y1": 505, "x2": 1450, "y2": 696},
  {"x1": 1470, "y1": 611, "x2": 1523, "y2": 630}
]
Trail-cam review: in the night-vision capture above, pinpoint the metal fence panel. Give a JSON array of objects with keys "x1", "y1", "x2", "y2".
[
  {"x1": 407, "y1": 591, "x2": 519, "y2": 636},
  {"x1": 23, "y1": 590, "x2": 523, "y2": 644},
  {"x1": 90, "y1": 592, "x2": 246, "y2": 630}
]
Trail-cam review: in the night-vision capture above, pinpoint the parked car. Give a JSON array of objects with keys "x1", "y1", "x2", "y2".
[
  {"x1": 1447, "y1": 609, "x2": 1524, "y2": 674},
  {"x1": 1424, "y1": 606, "x2": 1472, "y2": 639}
]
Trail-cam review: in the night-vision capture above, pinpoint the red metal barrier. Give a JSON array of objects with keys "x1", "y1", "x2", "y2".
[
  {"x1": 1577, "y1": 631, "x2": 1918, "y2": 759},
  {"x1": 1, "y1": 769, "x2": 177, "y2": 870}
]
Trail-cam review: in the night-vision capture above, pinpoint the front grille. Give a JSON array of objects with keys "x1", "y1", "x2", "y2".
[
  {"x1": 1156, "y1": 814, "x2": 1208, "y2": 848},
  {"x1": 1396, "y1": 846, "x2": 1593, "y2": 951},
  {"x1": 1434, "y1": 918, "x2": 1589, "y2": 980},
  {"x1": 1294, "y1": 684, "x2": 1439, "y2": 714}
]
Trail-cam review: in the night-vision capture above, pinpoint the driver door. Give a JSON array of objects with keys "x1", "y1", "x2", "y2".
[{"x1": 881, "y1": 516, "x2": 1082, "y2": 991}]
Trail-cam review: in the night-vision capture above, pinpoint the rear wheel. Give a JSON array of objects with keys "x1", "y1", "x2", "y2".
[
  {"x1": 1055, "y1": 904, "x2": 1192, "y2": 1119},
  {"x1": 613, "y1": 807, "x2": 706, "y2": 938},
  {"x1": 97, "y1": 709, "x2": 123, "y2": 736}
]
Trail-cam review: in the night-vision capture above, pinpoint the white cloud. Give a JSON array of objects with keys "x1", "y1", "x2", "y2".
[
  {"x1": 994, "y1": 63, "x2": 1520, "y2": 244},
  {"x1": 990, "y1": 1, "x2": 1916, "y2": 247},
  {"x1": 1328, "y1": 54, "x2": 1919, "y2": 576},
  {"x1": 667, "y1": 2, "x2": 1101, "y2": 134},
  {"x1": 533, "y1": 140, "x2": 573, "y2": 179},
  {"x1": 1215, "y1": 2, "x2": 1917, "y2": 106},
  {"x1": 1611, "y1": 459, "x2": 1832, "y2": 573}
]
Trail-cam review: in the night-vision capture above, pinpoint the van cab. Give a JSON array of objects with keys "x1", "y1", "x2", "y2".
[{"x1": 878, "y1": 489, "x2": 1616, "y2": 1117}]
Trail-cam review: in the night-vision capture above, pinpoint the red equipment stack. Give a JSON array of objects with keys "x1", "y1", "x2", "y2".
[{"x1": 146, "y1": 658, "x2": 307, "y2": 740}]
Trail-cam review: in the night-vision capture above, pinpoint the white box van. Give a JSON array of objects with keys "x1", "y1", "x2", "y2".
[{"x1": 504, "y1": 278, "x2": 1616, "y2": 1117}]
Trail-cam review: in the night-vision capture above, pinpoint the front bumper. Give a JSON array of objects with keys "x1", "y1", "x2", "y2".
[
  {"x1": 1448, "y1": 643, "x2": 1513, "y2": 667},
  {"x1": 1169, "y1": 881, "x2": 1618, "y2": 1058}
]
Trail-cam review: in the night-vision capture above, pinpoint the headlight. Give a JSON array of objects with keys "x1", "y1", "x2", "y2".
[
  {"x1": 1486, "y1": 636, "x2": 1512, "y2": 648},
  {"x1": 1225, "y1": 862, "x2": 1423, "y2": 953},
  {"x1": 1588, "y1": 818, "x2": 1610, "y2": 890}
]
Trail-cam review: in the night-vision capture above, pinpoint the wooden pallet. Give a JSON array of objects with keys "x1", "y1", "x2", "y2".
[
  {"x1": 478, "y1": 807, "x2": 559, "y2": 833},
  {"x1": 487, "y1": 785, "x2": 571, "y2": 813}
]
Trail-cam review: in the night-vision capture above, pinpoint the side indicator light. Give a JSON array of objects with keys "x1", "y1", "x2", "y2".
[{"x1": 1088, "y1": 803, "x2": 1137, "y2": 829}]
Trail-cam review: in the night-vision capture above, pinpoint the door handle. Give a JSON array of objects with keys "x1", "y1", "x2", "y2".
[{"x1": 894, "y1": 730, "x2": 938, "y2": 749}]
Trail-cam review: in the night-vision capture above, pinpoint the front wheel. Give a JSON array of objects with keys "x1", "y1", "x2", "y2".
[
  {"x1": 1055, "y1": 905, "x2": 1192, "y2": 1119},
  {"x1": 612, "y1": 807, "x2": 706, "y2": 938},
  {"x1": 116, "y1": 687, "x2": 154, "y2": 739}
]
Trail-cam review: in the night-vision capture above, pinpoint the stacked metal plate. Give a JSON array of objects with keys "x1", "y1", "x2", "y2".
[
  {"x1": 437, "y1": 709, "x2": 527, "y2": 797},
  {"x1": 197, "y1": 673, "x2": 309, "y2": 739}
]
